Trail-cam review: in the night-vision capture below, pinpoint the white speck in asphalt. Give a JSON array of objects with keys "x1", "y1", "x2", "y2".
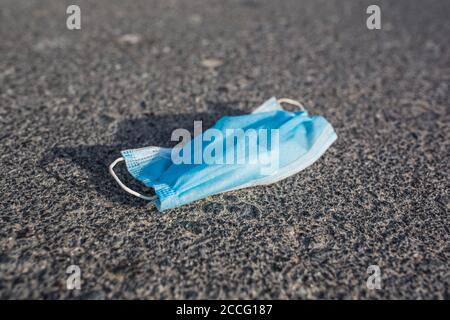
[
  {"x1": 189, "y1": 14, "x2": 202, "y2": 24},
  {"x1": 201, "y1": 58, "x2": 224, "y2": 69},
  {"x1": 117, "y1": 33, "x2": 142, "y2": 45}
]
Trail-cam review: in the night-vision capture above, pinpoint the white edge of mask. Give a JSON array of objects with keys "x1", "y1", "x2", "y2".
[
  {"x1": 224, "y1": 123, "x2": 337, "y2": 192},
  {"x1": 251, "y1": 97, "x2": 283, "y2": 113}
]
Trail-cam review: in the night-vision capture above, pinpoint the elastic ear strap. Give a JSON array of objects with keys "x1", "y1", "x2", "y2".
[
  {"x1": 277, "y1": 98, "x2": 306, "y2": 111},
  {"x1": 109, "y1": 157, "x2": 157, "y2": 201}
]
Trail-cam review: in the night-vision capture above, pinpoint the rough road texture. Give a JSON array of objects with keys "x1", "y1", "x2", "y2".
[{"x1": 0, "y1": 0, "x2": 449, "y2": 299}]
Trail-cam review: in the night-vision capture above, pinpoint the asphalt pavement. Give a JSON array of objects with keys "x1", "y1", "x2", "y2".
[{"x1": 0, "y1": 0, "x2": 449, "y2": 299}]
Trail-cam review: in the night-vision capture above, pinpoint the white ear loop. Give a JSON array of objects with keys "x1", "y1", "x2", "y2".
[
  {"x1": 109, "y1": 157, "x2": 157, "y2": 201},
  {"x1": 277, "y1": 98, "x2": 306, "y2": 111}
]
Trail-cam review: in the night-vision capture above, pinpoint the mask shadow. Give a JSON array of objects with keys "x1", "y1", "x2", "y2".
[{"x1": 39, "y1": 103, "x2": 242, "y2": 207}]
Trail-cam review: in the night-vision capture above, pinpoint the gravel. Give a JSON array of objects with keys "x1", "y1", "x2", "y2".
[{"x1": 0, "y1": 0, "x2": 449, "y2": 299}]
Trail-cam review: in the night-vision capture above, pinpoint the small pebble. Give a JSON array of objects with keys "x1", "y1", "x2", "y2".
[
  {"x1": 117, "y1": 34, "x2": 142, "y2": 45},
  {"x1": 201, "y1": 58, "x2": 224, "y2": 69}
]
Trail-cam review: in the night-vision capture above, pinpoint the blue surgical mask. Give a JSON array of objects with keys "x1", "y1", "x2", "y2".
[{"x1": 109, "y1": 97, "x2": 337, "y2": 211}]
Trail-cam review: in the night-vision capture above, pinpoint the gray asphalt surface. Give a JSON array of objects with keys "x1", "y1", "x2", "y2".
[{"x1": 0, "y1": 0, "x2": 449, "y2": 299}]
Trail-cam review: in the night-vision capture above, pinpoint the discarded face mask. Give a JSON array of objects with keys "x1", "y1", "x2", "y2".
[{"x1": 109, "y1": 97, "x2": 337, "y2": 211}]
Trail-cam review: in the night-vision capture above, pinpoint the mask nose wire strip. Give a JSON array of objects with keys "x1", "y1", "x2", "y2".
[
  {"x1": 277, "y1": 98, "x2": 306, "y2": 111},
  {"x1": 109, "y1": 157, "x2": 157, "y2": 201}
]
